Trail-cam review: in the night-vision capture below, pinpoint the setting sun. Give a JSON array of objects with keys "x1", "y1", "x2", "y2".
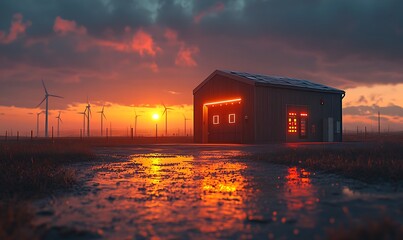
[{"x1": 152, "y1": 113, "x2": 160, "y2": 121}]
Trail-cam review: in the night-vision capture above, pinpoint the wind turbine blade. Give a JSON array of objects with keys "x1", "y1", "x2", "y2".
[
  {"x1": 102, "y1": 106, "x2": 105, "y2": 112},
  {"x1": 36, "y1": 96, "x2": 47, "y2": 108},
  {"x1": 42, "y1": 79, "x2": 48, "y2": 95},
  {"x1": 103, "y1": 113, "x2": 107, "y2": 120},
  {"x1": 48, "y1": 94, "x2": 64, "y2": 98},
  {"x1": 60, "y1": 118, "x2": 63, "y2": 123}
]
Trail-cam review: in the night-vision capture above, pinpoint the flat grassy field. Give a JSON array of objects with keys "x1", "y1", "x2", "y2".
[
  {"x1": 248, "y1": 141, "x2": 403, "y2": 183},
  {"x1": 0, "y1": 141, "x2": 94, "y2": 199}
]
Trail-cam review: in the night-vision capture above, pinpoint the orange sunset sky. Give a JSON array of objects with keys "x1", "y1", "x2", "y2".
[{"x1": 1, "y1": 1, "x2": 403, "y2": 136}]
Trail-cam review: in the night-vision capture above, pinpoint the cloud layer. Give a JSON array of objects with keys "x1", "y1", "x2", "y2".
[{"x1": 1, "y1": 0, "x2": 403, "y2": 130}]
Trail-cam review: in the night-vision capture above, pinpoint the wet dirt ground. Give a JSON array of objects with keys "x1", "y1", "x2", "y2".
[{"x1": 34, "y1": 144, "x2": 403, "y2": 239}]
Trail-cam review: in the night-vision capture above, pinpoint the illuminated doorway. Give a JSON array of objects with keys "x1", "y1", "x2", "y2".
[
  {"x1": 204, "y1": 98, "x2": 242, "y2": 143},
  {"x1": 286, "y1": 105, "x2": 308, "y2": 141}
]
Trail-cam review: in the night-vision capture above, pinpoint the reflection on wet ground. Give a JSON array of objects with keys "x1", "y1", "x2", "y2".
[{"x1": 34, "y1": 146, "x2": 403, "y2": 239}]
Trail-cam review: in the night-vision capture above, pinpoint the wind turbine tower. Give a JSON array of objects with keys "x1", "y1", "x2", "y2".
[
  {"x1": 134, "y1": 109, "x2": 141, "y2": 137},
  {"x1": 162, "y1": 104, "x2": 173, "y2": 136},
  {"x1": 183, "y1": 114, "x2": 191, "y2": 136},
  {"x1": 97, "y1": 106, "x2": 107, "y2": 136},
  {"x1": 36, "y1": 80, "x2": 63, "y2": 137},
  {"x1": 36, "y1": 111, "x2": 44, "y2": 137},
  {"x1": 56, "y1": 111, "x2": 63, "y2": 137},
  {"x1": 85, "y1": 99, "x2": 92, "y2": 137},
  {"x1": 78, "y1": 108, "x2": 87, "y2": 135}
]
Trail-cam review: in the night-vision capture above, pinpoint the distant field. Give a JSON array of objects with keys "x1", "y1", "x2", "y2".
[
  {"x1": 0, "y1": 136, "x2": 194, "y2": 146},
  {"x1": 343, "y1": 132, "x2": 403, "y2": 142},
  {"x1": 1, "y1": 132, "x2": 403, "y2": 144}
]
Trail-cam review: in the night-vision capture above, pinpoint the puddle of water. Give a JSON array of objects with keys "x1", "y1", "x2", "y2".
[{"x1": 34, "y1": 148, "x2": 403, "y2": 239}]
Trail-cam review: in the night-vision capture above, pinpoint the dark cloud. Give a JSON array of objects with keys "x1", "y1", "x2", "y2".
[
  {"x1": 217, "y1": 0, "x2": 403, "y2": 62},
  {"x1": 0, "y1": 0, "x2": 153, "y2": 37},
  {"x1": 1, "y1": 0, "x2": 403, "y2": 109},
  {"x1": 2, "y1": 0, "x2": 402, "y2": 62},
  {"x1": 357, "y1": 96, "x2": 368, "y2": 104},
  {"x1": 343, "y1": 104, "x2": 403, "y2": 117}
]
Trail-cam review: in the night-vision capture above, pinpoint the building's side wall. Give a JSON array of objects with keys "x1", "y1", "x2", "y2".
[
  {"x1": 255, "y1": 86, "x2": 343, "y2": 142},
  {"x1": 194, "y1": 75, "x2": 255, "y2": 143}
]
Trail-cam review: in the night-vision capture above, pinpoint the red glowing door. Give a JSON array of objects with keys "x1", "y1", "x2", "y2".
[
  {"x1": 287, "y1": 106, "x2": 308, "y2": 141},
  {"x1": 207, "y1": 100, "x2": 242, "y2": 143}
]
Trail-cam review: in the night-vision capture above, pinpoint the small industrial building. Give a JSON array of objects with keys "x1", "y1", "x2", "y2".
[{"x1": 193, "y1": 70, "x2": 345, "y2": 143}]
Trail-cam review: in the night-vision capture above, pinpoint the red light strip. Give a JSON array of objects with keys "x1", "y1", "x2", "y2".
[{"x1": 204, "y1": 98, "x2": 242, "y2": 106}]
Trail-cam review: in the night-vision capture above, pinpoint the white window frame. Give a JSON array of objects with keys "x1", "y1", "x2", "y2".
[
  {"x1": 213, "y1": 115, "x2": 219, "y2": 125},
  {"x1": 229, "y1": 114, "x2": 236, "y2": 124}
]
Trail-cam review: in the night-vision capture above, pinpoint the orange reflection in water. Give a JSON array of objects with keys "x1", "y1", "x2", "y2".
[
  {"x1": 284, "y1": 167, "x2": 318, "y2": 228},
  {"x1": 86, "y1": 152, "x2": 251, "y2": 238},
  {"x1": 196, "y1": 157, "x2": 248, "y2": 235}
]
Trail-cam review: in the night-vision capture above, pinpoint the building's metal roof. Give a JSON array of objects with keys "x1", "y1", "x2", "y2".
[{"x1": 223, "y1": 70, "x2": 345, "y2": 94}]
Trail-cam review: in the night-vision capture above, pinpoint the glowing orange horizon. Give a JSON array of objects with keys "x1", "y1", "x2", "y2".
[{"x1": 204, "y1": 98, "x2": 242, "y2": 106}]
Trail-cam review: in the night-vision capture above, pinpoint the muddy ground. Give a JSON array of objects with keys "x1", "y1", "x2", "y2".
[{"x1": 33, "y1": 144, "x2": 403, "y2": 239}]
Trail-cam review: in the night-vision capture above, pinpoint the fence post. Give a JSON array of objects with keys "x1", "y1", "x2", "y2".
[{"x1": 364, "y1": 126, "x2": 367, "y2": 141}]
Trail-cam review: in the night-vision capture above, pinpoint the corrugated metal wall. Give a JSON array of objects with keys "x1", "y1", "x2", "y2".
[
  {"x1": 255, "y1": 86, "x2": 343, "y2": 142},
  {"x1": 193, "y1": 74, "x2": 255, "y2": 143}
]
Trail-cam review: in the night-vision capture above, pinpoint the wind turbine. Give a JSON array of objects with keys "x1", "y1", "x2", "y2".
[
  {"x1": 85, "y1": 99, "x2": 92, "y2": 137},
  {"x1": 162, "y1": 103, "x2": 173, "y2": 136},
  {"x1": 97, "y1": 105, "x2": 107, "y2": 136},
  {"x1": 36, "y1": 111, "x2": 44, "y2": 137},
  {"x1": 183, "y1": 114, "x2": 191, "y2": 136},
  {"x1": 56, "y1": 111, "x2": 63, "y2": 137},
  {"x1": 78, "y1": 107, "x2": 87, "y2": 136},
  {"x1": 134, "y1": 108, "x2": 141, "y2": 137},
  {"x1": 36, "y1": 80, "x2": 63, "y2": 137}
]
